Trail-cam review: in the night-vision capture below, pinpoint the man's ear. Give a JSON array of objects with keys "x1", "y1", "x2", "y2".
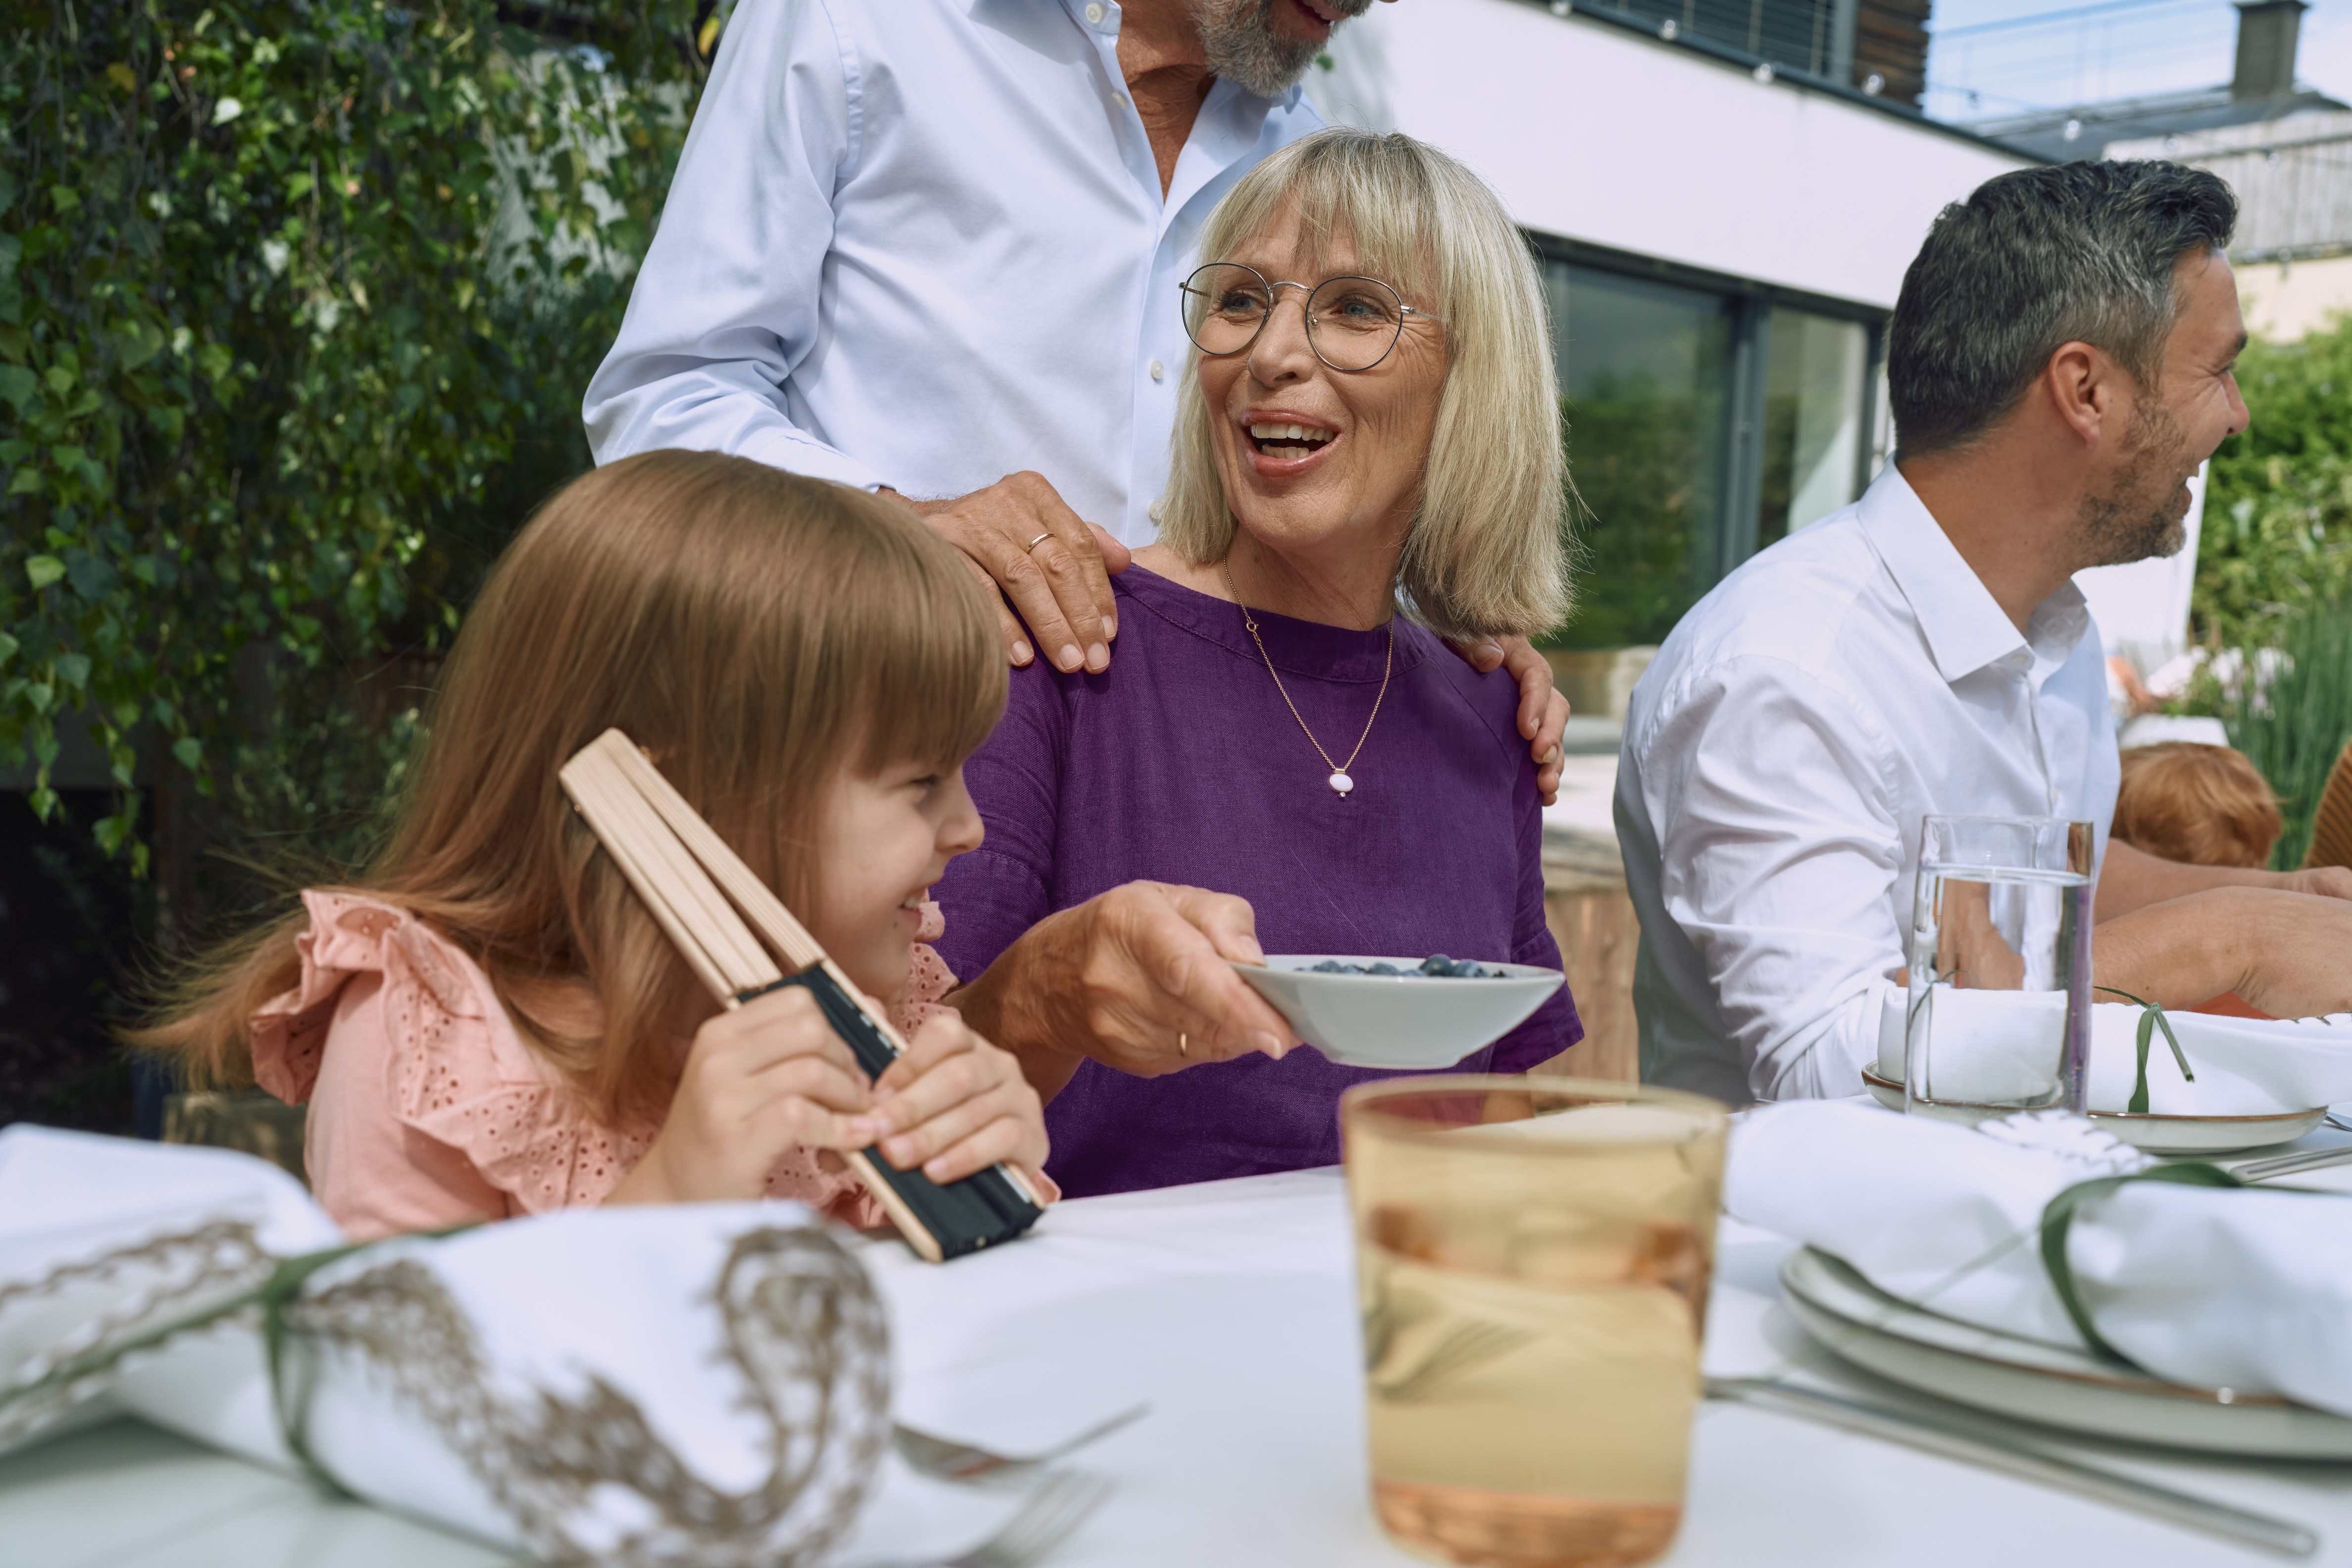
[{"x1": 2042, "y1": 340, "x2": 2117, "y2": 449}]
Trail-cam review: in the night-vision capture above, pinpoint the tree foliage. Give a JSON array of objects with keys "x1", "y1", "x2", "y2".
[
  {"x1": 2196, "y1": 313, "x2": 2352, "y2": 648},
  {"x1": 1548, "y1": 380, "x2": 1718, "y2": 650},
  {"x1": 2, "y1": 0, "x2": 700, "y2": 870}
]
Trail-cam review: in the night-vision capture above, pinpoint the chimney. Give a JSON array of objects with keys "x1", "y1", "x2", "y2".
[{"x1": 2232, "y1": 0, "x2": 2306, "y2": 102}]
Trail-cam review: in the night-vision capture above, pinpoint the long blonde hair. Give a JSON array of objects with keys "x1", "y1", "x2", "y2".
[
  {"x1": 139, "y1": 451, "x2": 1006, "y2": 1129},
  {"x1": 1157, "y1": 128, "x2": 1572, "y2": 639}
]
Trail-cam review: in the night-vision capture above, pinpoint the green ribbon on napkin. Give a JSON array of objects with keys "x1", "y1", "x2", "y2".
[
  {"x1": 2094, "y1": 986, "x2": 2195, "y2": 1115},
  {"x1": 0, "y1": 1225, "x2": 472, "y2": 1496},
  {"x1": 2038, "y1": 1163, "x2": 2241, "y2": 1366}
]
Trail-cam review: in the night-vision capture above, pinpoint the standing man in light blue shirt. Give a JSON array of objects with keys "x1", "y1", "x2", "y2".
[{"x1": 585, "y1": 0, "x2": 1570, "y2": 792}]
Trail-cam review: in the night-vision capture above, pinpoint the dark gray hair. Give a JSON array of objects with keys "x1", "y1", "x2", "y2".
[{"x1": 1889, "y1": 160, "x2": 2237, "y2": 458}]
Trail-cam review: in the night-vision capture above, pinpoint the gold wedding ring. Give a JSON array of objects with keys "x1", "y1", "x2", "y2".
[{"x1": 1023, "y1": 531, "x2": 1054, "y2": 553}]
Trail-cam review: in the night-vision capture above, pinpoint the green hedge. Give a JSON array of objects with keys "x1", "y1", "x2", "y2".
[
  {"x1": 2219, "y1": 604, "x2": 2352, "y2": 871},
  {"x1": 2196, "y1": 313, "x2": 2352, "y2": 648},
  {"x1": 1, "y1": 0, "x2": 700, "y2": 872}
]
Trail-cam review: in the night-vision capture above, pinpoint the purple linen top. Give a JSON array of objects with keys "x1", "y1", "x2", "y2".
[{"x1": 934, "y1": 566, "x2": 1583, "y2": 1198}]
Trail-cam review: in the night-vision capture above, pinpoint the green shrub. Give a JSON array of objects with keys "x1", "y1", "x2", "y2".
[
  {"x1": 2219, "y1": 603, "x2": 2352, "y2": 870},
  {"x1": 1548, "y1": 384, "x2": 1718, "y2": 650},
  {"x1": 2197, "y1": 315, "x2": 2352, "y2": 647},
  {"x1": 1, "y1": 0, "x2": 699, "y2": 875}
]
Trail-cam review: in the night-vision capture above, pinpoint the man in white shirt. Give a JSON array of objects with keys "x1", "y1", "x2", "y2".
[
  {"x1": 584, "y1": 0, "x2": 1566, "y2": 788},
  {"x1": 1618, "y1": 159, "x2": 2352, "y2": 1106}
]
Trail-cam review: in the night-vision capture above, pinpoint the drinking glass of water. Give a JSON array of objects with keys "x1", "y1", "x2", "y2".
[
  {"x1": 1904, "y1": 814, "x2": 2095, "y2": 1121},
  {"x1": 1340, "y1": 1076, "x2": 1728, "y2": 1568}
]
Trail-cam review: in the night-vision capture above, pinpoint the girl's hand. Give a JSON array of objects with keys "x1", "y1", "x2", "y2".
[
  {"x1": 867, "y1": 1013, "x2": 1056, "y2": 1198},
  {"x1": 610, "y1": 986, "x2": 879, "y2": 1206}
]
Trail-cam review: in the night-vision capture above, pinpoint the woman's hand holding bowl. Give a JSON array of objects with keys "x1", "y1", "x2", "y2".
[{"x1": 953, "y1": 881, "x2": 1303, "y2": 1101}]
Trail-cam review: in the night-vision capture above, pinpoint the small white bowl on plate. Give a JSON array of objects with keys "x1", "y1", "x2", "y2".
[{"x1": 1230, "y1": 955, "x2": 1565, "y2": 1070}]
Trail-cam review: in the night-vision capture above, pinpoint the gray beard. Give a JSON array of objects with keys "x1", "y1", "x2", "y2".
[
  {"x1": 1192, "y1": 0, "x2": 1371, "y2": 98},
  {"x1": 2075, "y1": 405, "x2": 2192, "y2": 568}
]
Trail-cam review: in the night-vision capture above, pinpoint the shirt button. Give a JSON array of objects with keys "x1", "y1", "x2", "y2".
[
  {"x1": 1084, "y1": 2, "x2": 1105, "y2": 22},
  {"x1": 1148, "y1": 359, "x2": 1165, "y2": 382}
]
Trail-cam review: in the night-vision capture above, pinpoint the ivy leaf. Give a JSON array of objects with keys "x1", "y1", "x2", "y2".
[
  {"x1": 94, "y1": 813, "x2": 131, "y2": 855},
  {"x1": 114, "y1": 318, "x2": 166, "y2": 371},
  {"x1": 65, "y1": 551, "x2": 118, "y2": 601},
  {"x1": 0, "y1": 365, "x2": 34, "y2": 410},
  {"x1": 25, "y1": 555, "x2": 65, "y2": 589},
  {"x1": 0, "y1": 633, "x2": 17, "y2": 667},
  {"x1": 172, "y1": 735, "x2": 204, "y2": 771},
  {"x1": 54, "y1": 653, "x2": 91, "y2": 688}
]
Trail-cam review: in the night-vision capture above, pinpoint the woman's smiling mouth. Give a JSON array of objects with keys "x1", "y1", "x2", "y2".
[{"x1": 1241, "y1": 413, "x2": 1341, "y2": 475}]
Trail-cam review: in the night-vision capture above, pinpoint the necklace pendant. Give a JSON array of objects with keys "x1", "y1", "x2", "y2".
[{"x1": 1329, "y1": 770, "x2": 1354, "y2": 797}]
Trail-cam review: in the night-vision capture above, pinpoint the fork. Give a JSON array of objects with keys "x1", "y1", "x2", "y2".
[
  {"x1": 893, "y1": 1405, "x2": 1149, "y2": 1481},
  {"x1": 1706, "y1": 1378, "x2": 2318, "y2": 1559},
  {"x1": 867, "y1": 1468, "x2": 1114, "y2": 1568}
]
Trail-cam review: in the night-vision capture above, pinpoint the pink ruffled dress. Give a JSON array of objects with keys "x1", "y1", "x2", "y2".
[{"x1": 250, "y1": 889, "x2": 962, "y2": 1240}]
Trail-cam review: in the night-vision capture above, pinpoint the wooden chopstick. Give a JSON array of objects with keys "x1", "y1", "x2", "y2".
[
  {"x1": 559, "y1": 728, "x2": 1044, "y2": 1261},
  {"x1": 574, "y1": 752, "x2": 777, "y2": 990},
  {"x1": 594, "y1": 731, "x2": 830, "y2": 972},
  {"x1": 559, "y1": 757, "x2": 746, "y2": 1000}
]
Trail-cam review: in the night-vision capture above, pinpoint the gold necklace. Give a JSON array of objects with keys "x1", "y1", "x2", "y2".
[{"x1": 1221, "y1": 560, "x2": 1392, "y2": 798}]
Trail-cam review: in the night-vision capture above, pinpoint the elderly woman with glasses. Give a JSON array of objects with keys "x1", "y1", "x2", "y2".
[{"x1": 931, "y1": 129, "x2": 1582, "y2": 1198}]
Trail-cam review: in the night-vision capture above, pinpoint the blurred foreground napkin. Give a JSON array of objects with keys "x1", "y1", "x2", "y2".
[
  {"x1": 1876, "y1": 998, "x2": 2352, "y2": 1114},
  {"x1": 0, "y1": 1124, "x2": 894, "y2": 1562},
  {"x1": 1726, "y1": 1101, "x2": 2352, "y2": 1416}
]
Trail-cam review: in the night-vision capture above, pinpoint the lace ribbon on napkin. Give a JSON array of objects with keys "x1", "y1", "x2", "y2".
[{"x1": 0, "y1": 1149, "x2": 891, "y2": 1566}]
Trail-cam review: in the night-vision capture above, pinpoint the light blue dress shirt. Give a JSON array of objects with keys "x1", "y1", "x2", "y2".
[{"x1": 582, "y1": 0, "x2": 1325, "y2": 544}]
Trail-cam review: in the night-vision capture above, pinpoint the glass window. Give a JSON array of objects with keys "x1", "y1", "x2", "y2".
[
  {"x1": 1754, "y1": 307, "x2": 1869, "y2": 547},
  {"x1": 1547, "y1": 263, "x2": 1733, "y2": 651}
]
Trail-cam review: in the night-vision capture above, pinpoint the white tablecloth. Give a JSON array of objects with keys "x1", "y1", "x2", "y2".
[{"x1": 8, "y1": 1166, "x2": 2352, "y2": 1566}]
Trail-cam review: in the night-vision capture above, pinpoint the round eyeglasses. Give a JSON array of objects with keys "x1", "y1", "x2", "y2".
[{"x1": 1178, "y1": 262, "x2": 1440, "y2": 374}]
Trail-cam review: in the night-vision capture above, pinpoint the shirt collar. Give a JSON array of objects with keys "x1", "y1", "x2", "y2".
[{"x1": 1857, "y1": 465, "x2": 2089, "y2": 685}]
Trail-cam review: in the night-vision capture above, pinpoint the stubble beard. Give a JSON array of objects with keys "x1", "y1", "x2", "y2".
[
  {"x1": 2073, "y1": 398, "x2": 2195, "y2": 569},
  {"x1": 1191, "y1": 0, "x2": 1371, "y2": 98}
]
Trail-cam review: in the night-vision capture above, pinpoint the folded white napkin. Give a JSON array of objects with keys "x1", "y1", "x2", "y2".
[
  {"x1": 0, "y1": 1126, "x2": 895, "y2": 1561},
  {"x1": 1727, "y1": 1101, "x2": 2352, "y2": 1416},
  {"x1": 1876, "y1": 996, "x2": 2352, "y2": 1114}
]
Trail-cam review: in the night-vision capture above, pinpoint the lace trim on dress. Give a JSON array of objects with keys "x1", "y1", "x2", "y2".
[{"x1": 250, "y1": 891, "x2": 966, "y2": 1227}]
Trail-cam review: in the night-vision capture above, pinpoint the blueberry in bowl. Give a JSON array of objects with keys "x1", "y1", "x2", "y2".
[
  {"x1": 1305, "y1": 955, "x2": 1510, "y2": 980},
  {"x1": 1230, "y1": 954, "x2": 1565, "y2": 1069}
]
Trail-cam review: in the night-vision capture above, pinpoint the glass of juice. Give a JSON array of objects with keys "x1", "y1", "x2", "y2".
[{"x1": 1340, "y1": 1076, "x2": 1729, "y2": 1568}]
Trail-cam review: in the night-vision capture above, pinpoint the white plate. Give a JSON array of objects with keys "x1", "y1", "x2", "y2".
[
  {"x1": 1230, "y1": 956, "x2": 1563, "y2": 1069},
  {"x1": 1780, "y1": 1246, "x2": 2352, "y2": 1457},
  {"x1": 1858, "y1": 1067, "x2": 2324, "y2": 1155}
]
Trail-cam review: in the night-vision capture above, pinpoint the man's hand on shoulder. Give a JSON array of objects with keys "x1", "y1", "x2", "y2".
[
  {"x1": 885, "y1": 474, "x2": 1130, "y2": 675},
  {"x1": 1441, "y1": 632, "x2": 1570, "y2": 805}
]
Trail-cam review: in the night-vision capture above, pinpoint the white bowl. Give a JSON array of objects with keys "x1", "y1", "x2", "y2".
[{"x1": 1230, "y1": 955, "x2": 1565, "y2": 1070}]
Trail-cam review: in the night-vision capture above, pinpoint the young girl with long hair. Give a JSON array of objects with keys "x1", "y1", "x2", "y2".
[{"x1": 141, "y1": 450, "x2": 1053, "y2": 1239}]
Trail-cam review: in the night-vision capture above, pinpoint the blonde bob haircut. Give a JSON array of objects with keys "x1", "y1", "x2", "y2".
[{"x1": 1157, "y1": 128, "x2": 1572, "y2": 640}]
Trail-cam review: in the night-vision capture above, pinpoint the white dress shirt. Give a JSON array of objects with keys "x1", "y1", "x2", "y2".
[
  {"x1": 1615, "y1": 467, "x2": 2121, "y2": 1106},
  {"x1": 582, "y1": 0, "x2": 1323, "y2": 543}
]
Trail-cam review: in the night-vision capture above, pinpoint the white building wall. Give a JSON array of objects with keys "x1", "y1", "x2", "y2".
[
  {"x1": 1307, "y1": 0, "x2": 2027, "y2": 310},
  {"x1": 1311, "y1": 0, "x2": 2203, "y2": 665}
]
